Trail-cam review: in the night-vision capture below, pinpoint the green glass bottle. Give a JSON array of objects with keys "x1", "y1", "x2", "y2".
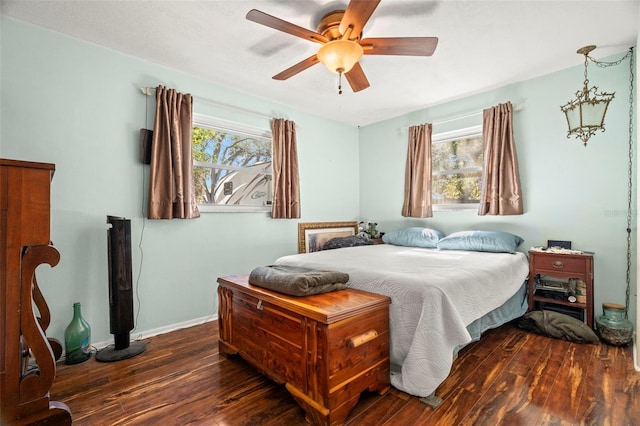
[{"x1": 64, "y1": 302, "x2": 92, "y2": 364}]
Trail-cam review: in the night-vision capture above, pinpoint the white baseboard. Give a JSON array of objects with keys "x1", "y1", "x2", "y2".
[{"x1": 92, "y1": 314, "x2": 218, "y2": 350}]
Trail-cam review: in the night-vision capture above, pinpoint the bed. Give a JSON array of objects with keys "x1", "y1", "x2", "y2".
[{"x1": 274, "y1": 243, "x2": 530, "y2": 398}]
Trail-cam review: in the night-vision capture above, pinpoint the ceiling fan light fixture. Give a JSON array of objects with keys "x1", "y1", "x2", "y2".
[
  {"x1": 317, "y1": 40, "x2": 364, "y2": 74},
  {"x1": 246, "y1": 1, "x2": 436, "y2": 93}
]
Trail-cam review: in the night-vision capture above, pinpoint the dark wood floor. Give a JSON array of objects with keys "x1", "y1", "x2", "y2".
[{"x1": 50, "y1": 320, "x2": 639, "y2": 425}]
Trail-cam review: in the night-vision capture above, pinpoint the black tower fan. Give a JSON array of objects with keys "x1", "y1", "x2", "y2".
[{"x1": 96, "y1": 216, "x2": 146, "y2": 362}]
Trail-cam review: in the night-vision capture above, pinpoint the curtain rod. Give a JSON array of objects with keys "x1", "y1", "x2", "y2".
[
  {"x1": 432, "y1": 103, "x2": 524, "y2": 127},
  {"x1": 140, "y1": 87, "x2": 273, "y2": 121}
]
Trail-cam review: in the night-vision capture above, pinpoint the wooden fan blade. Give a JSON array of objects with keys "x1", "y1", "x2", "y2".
[
  {"x1": 361, "y1": 37, "x2": 439, "y2": 56},
  {"x1": 345, "y1": 62, "x2": 370, "y2": 92},
  {"x1": 246, "y1": 9, "x2": 328, "y2": 44},
  {"x1": 339, "y1": 0, "x2": 381, "y2": 38},
  {"x1": 273, "y1": 55, "x2": 320, "y2": 80}
]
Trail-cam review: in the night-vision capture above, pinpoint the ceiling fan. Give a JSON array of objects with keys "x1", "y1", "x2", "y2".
[{"x1": 246, "y1": 0, "x2": 438, "y2": 94}]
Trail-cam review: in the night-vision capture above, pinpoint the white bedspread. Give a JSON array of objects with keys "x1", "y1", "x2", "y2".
[{"x1": 275, "y1": 244, "x2": 529, "y2": 397}]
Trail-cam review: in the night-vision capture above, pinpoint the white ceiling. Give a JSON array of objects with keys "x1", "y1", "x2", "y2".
[{"x1": 1, "y1": 0, "x2": 638, "y2": 127}]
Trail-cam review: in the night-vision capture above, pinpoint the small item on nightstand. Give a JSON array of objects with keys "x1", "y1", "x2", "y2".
[
  {"x1": 547, "y1": 240, "x2": 572, "y2": 250},
  {"x1": 574, "y1": 280, "x2": 587, "y2": 304},
  {"x1": 595, "y1": 303, "x2": 633, "y2": 346}
]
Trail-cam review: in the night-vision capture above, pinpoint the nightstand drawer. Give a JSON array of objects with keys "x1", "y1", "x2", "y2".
[{"x1": 532, "y1": 254, "x2": 587, "y2": 275}]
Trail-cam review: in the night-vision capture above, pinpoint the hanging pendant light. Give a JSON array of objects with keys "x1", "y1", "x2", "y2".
[{"x1": 560, "y1": 45, "x2": 615, "y2": 146}]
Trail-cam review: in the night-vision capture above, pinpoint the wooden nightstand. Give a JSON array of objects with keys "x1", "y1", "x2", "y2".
[{"x1": 528, "y1": 250, "x2": 594, "y2": 328}]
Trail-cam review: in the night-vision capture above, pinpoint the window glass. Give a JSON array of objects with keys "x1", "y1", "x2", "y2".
[
  {"x1": 192, "y1": 114, "x2": 272, "y2": 212},
  {"x1": 432, "y1": 125, "x2": 483, "y2": 210}
]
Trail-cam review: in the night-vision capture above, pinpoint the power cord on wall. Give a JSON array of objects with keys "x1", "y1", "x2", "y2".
[
  {"x1": 132, "y1": 159, "x2": 146, "y2": 338},
  {"x1": 574, "y1": 48, "x2": 636, "y2": 351},
  {"x1": 591, "y1": 47, "x2": 635, "y2": 318},
  {"x1": 131, "y1": 91, "x2": 150, "y2": 337}
]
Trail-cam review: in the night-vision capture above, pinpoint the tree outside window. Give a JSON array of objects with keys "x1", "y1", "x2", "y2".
[
  {"x1": 432, "y1": 126, "x2": 483, "y2": 210},
  {"x1": 192, "y1": 115, "x2": 272, "y2": 212}
]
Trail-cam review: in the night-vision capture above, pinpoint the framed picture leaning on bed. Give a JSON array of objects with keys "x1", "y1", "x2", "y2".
[{"x1": 298, "y1": 221, "x2": 358, "y2": 253}]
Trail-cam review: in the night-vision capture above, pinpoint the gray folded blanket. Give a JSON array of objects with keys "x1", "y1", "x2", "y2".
[{"x1": 248, "y1": 265, "x2": 349, "y2": 297}]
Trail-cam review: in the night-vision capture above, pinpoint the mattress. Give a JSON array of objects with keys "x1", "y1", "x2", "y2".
[{"x1": 275, "y1": 244, "x2": 529, "y2": 397}]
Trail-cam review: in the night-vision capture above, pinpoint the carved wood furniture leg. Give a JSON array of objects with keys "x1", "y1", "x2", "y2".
[
  {"x1": 32, "y1": 274, "x2": 51, "y2": 331},
  {"x1": 14, "y1": 245, "x2": 71, "y2": 424},
  {"x1": 31, "y1": 273, "x2": 63, "y2": 361}
]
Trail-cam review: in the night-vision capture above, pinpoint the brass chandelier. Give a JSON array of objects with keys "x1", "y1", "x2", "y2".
[{"x1": 560, "y1": 45, "x2": 615, "y2": 146}]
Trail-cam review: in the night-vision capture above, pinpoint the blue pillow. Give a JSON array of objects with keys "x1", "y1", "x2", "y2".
[
  {"x1": 382, "y1": 227, "x2": 444, "y2": 248},
  {"x1": 436, "y1": 230, "x2": 523, "y2": 253}
]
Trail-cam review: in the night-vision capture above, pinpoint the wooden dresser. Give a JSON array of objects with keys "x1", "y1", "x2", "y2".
[
  {"x1": 217, "y1": 275, "x2": 390, "y2": 426},
  {"x1": 1, "y1": 159, "x2": 71, "y2": 424}
]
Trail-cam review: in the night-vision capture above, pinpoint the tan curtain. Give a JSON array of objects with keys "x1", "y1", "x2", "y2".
[
  {"x1": 478, "y1": 102, "x2": 523, "y2": 215},
  {"x1": 402, "y1": 123, "x2": 433, "y2": 218},
  {"x1": 148, "y1": 86, "x2": 200, "y2": 219},
  {"x1": 271, "y1": 118, "x2": 300, "y2": 219}
]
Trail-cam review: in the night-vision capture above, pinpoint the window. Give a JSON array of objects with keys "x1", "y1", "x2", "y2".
[
  {"x1": 432, "y1": 125, "x2": 483, "y2": 211},
  {"x1": 192, "y1": 114, "x2": 272, "y2": 212}
]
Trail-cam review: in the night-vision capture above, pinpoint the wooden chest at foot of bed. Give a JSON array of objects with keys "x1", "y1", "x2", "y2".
[{"x1": 217, "y1": 275, "x2": 391, "y2": 426}]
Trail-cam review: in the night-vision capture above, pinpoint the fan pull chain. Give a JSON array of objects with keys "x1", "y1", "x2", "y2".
[
  {"x1": 590, "y1": 47, "x2": 634, "y2": 317},
  {"x1": 338, "y1": 70, "x2": 344, "y2": 95},
  {"x1": 624, "y1": 47, "x2": 633, "y2": 318}
]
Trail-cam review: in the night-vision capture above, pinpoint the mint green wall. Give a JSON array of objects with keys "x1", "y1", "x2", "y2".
[
  {"x1": 1, "y1": 15, "x2": 637, "y2": 346},
  {"x1": 359, "y1": 50, "x2": 637, "y2": 324},
  {"x1": 0, "y1": 17, "x2": 360, "y2": 344}
]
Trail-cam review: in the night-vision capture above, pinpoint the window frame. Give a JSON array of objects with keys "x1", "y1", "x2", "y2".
[
  {"x1": 431, "y1": 125, "x2": 483, "y2": 212},
  {"x1": 192, "y1": 113, "x2": 273, "y2": 213}
]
